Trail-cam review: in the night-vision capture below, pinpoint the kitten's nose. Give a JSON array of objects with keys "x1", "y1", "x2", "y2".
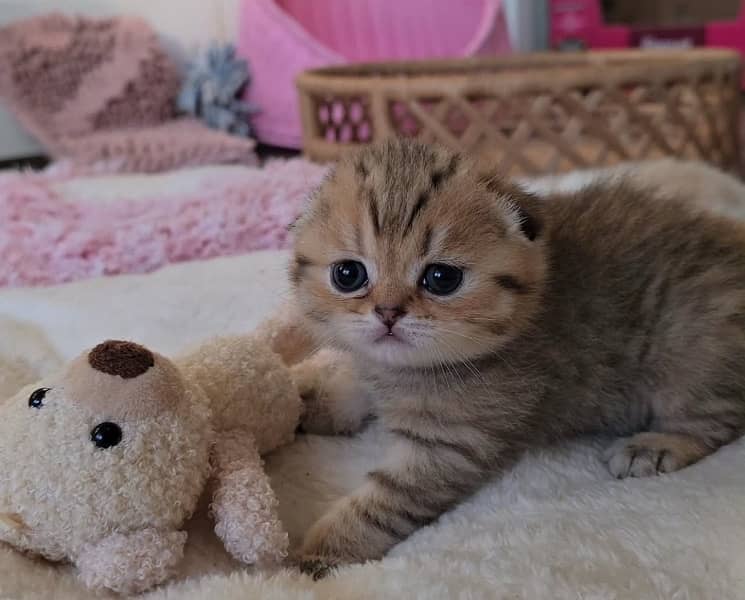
[{"x1": 374, "y1": 305, "x2": 407, "y2": 328}]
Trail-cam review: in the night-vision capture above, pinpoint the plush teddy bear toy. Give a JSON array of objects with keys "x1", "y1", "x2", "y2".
[{"x1": 0, "y1": 316, "x2": 340, "y2": 594}]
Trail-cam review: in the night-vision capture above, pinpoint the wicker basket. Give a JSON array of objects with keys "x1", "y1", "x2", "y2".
[{"x1": 296, "y1": 49, "x2": 742, "y2": 175}]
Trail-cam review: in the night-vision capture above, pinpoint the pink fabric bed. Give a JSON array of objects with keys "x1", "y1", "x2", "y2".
[{"x1": 0, "y1": 160, "x2": 327, "y2": 289}]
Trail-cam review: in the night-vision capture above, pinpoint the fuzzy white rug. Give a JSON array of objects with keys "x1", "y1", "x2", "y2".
[
  {"x1": 2, "y1": 161, "x2": 745, "y2": 599},
  {"x1": 2, "y1": 251, "x2": 745, "y2": 600}
]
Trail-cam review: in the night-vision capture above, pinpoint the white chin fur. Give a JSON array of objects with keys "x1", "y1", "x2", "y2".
[
  {"x1": 330, "y1": 321, "x2": 494, "y2": 368},
  {"x1": 347, "y1": 336, "x2": 459, "y2": 368},
  {"x1": 356, "y1": 341, "x2": 429, "y2": 367}
]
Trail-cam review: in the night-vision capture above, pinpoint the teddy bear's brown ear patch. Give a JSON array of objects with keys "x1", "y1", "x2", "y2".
[{"x1": 88, "y1": 341, "x2": 155, "y2": 379}]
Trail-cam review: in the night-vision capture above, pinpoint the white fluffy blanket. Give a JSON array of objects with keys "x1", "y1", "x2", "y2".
[
  {"x1": 3, "y1": 162, "x2": 745, "y2": 599},
  {"x1": 3, "y1": 251, "x2": 745, "y2": 600}
]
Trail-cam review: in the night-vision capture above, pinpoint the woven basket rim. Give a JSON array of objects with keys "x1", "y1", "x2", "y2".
[
  {"x1": 297, "y1": 49, "x2": 741, "y2": 88},
  {"x1": 296, "y1": 48, "x2": 741, "y2": 174}
]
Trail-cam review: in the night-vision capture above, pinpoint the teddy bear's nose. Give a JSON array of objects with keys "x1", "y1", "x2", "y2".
[{"x1": 88, "y1": 340, "x2": 155, "y2": 379}]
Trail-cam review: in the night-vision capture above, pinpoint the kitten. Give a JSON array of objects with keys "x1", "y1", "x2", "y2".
[{"x1": 290, "y1": 139, "x2": 745, "y2": 578}]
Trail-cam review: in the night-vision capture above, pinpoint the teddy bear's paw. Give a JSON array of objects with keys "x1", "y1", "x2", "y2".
[{"x1": 77, "y1": 528, "x2": 187, "y2": 594}]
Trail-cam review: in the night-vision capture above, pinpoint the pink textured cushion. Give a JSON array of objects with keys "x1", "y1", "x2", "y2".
[
  {"x1": 0, "y1": 14, "x2": 178, "y2": 143},
  {"x1": 57, "y1": 119, "x2": 257, "y2": 173},
  {"x1": 0, "y1": 159, "x2": 327, "y2": 289},
  {"x1": 0, "y1": 14, "x2": 256, "y2": 172}
]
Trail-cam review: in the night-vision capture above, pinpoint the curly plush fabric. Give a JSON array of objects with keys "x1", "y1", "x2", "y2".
[
  {"x1": 77, "y1": 529, "x2": 188, "y2": 595},
  {"x1": 0, "y1": 14, "x2": 256, "y2": 172},
  {"x1": 4, "y1": 244, "x2": 745, "y2": 599},
  {"x1": 0, "y1": 320, "x2": 308, "y2": 593},
  {"x1": 0, "y1": 159, "x2": 327, "y2": 288},
  {"x1": 211, "y1": 431, "x2": 289, "y2": 565}
]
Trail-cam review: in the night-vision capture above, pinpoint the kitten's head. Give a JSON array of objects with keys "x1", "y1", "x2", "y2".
[{"x1": 291, "y1": 140, "x2": 547, "y2": 368}]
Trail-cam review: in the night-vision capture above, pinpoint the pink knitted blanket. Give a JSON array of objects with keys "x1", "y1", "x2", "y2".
[
  {"x1": 0, "y1": 14, "x2": 256, "y2": 172},
  {"x1": 0, "y1": 160, "x2": 327, "y2": 288}
]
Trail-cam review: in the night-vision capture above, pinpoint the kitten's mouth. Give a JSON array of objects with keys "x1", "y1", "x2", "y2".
[{"x1": 373, "y1": 330, "x2": 408, "y2": 344}]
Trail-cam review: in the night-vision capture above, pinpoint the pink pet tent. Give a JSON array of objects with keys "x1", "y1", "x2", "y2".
[{"x1": 238, "y1": 0, "x2": 511, "y2": 148}]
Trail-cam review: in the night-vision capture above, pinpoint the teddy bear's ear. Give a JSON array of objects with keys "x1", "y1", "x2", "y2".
[
  {"x1": 64, "y1": 340, "x2": 185, "y2": 419},
  {"x1": 88, "y1": 341, "x2": 155, "y2": 379}
]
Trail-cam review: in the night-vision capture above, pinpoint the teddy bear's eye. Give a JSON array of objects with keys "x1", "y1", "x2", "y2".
[
  {"x1": 90, "y1": 422, "x2": 123, "y2": 449},
  {"x1": 28, "y1": 388, "x2": 50, "y2": 409}
]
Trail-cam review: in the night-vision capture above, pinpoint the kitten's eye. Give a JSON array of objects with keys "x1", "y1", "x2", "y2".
[
  {"x1": 331, "y1": 261, "x2": 368, "y2": 293},
  {"x1": 28, "y1": 388, "x2": 50, "y2": 409},
  {"x1": 91, "y1": 422, "x2": 123, "y2": 449},
  {"x1": 421, "y1": 264, "x2": 463, "y2": 296}
]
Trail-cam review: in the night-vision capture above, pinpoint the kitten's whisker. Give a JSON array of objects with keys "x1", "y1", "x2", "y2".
[
  {"x1": 432, "y1": 335, "x2": 489, "y2": 388},
  {"x1": 434, "y1": 326, "x2": 495, "y2": 347},
  {"x1": 429, "y1": 345, "x2": 455, "y2": 395},
  {"x1": 433, "y1": 325, "x2": 520, "y2": 379},
  {"x1": 433, "y1": 344, "x2": 463, "y2": 393}
]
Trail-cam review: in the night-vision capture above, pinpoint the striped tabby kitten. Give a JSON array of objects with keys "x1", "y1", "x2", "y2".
[{"x1": 290, "y1": 139, "x2": 745, "y2": 578}]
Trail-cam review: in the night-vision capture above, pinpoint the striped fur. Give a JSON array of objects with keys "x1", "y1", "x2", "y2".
[{"x1": 291, "y1": 139, "x2": 745, "y2": 577}]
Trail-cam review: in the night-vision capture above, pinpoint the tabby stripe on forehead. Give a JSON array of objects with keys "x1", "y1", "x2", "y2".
[
  {"x1": 403, "y1": 156, "x2": 460, "y2": 235},
  {"x1": 431, "y1": 154, "x2": 460, "y2": 189},
  {"x1": 365, "y1": 188, "x2": 382, "y2": 235},
  {"x1": 403, "y1": 191, "x2": 430, "y2": 235},
  {"x1": 354, "y1": 223, "x2": 364, "y2": 255},
  {"x1": 420, "y1": 226, "x2": 433, "y2": 258},
  {"x1": 355, "y1": 158, "x2": 369, "y2": 180},
  {"x1": 478, "y1": 173, "x2": 501, "y2": 193}
]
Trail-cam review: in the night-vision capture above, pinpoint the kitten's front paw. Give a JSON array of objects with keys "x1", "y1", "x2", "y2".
[
  {"x1": 292, "y1": 349, "x2": 369, "y2": 435},
  {"x1": 297, "y1": 387, "x2": 338, "y2": 436},
  {"x1": 603, "y1": 432, "x2": 709, "y2": 478}
]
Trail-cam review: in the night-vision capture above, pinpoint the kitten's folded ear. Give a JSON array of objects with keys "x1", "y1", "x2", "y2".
[
  {"x1": 477, "y1": 170, "x2": 544, "y2": 242},
  {"x1": 509, "y1": 190, "x2": 544, "y2": 242}
]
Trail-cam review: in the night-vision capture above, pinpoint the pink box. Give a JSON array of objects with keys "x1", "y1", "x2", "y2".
[
  {"x1": 237, "y1": 0, "x2": 511, "y2": 149},
  {"x1": 551, "y1": 0, "x2": 745, "y2": 85}
]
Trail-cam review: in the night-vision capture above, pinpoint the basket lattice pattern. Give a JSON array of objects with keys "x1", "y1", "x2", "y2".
[{"x1": 297, "y1": 51, "x2": 742, "y2": 175}]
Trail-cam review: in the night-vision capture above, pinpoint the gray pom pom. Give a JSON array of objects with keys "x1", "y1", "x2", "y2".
[{"x1": 177, "y1": 43, "x2": 258, "y2": 137}]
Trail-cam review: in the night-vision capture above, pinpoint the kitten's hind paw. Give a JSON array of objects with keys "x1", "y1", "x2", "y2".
[
  {"x1": 603, "y1": 432, "x2": 711, "y2": 479},
  {"x1": 297, "y1": 556, "x2": 339, "y2": 581}
]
